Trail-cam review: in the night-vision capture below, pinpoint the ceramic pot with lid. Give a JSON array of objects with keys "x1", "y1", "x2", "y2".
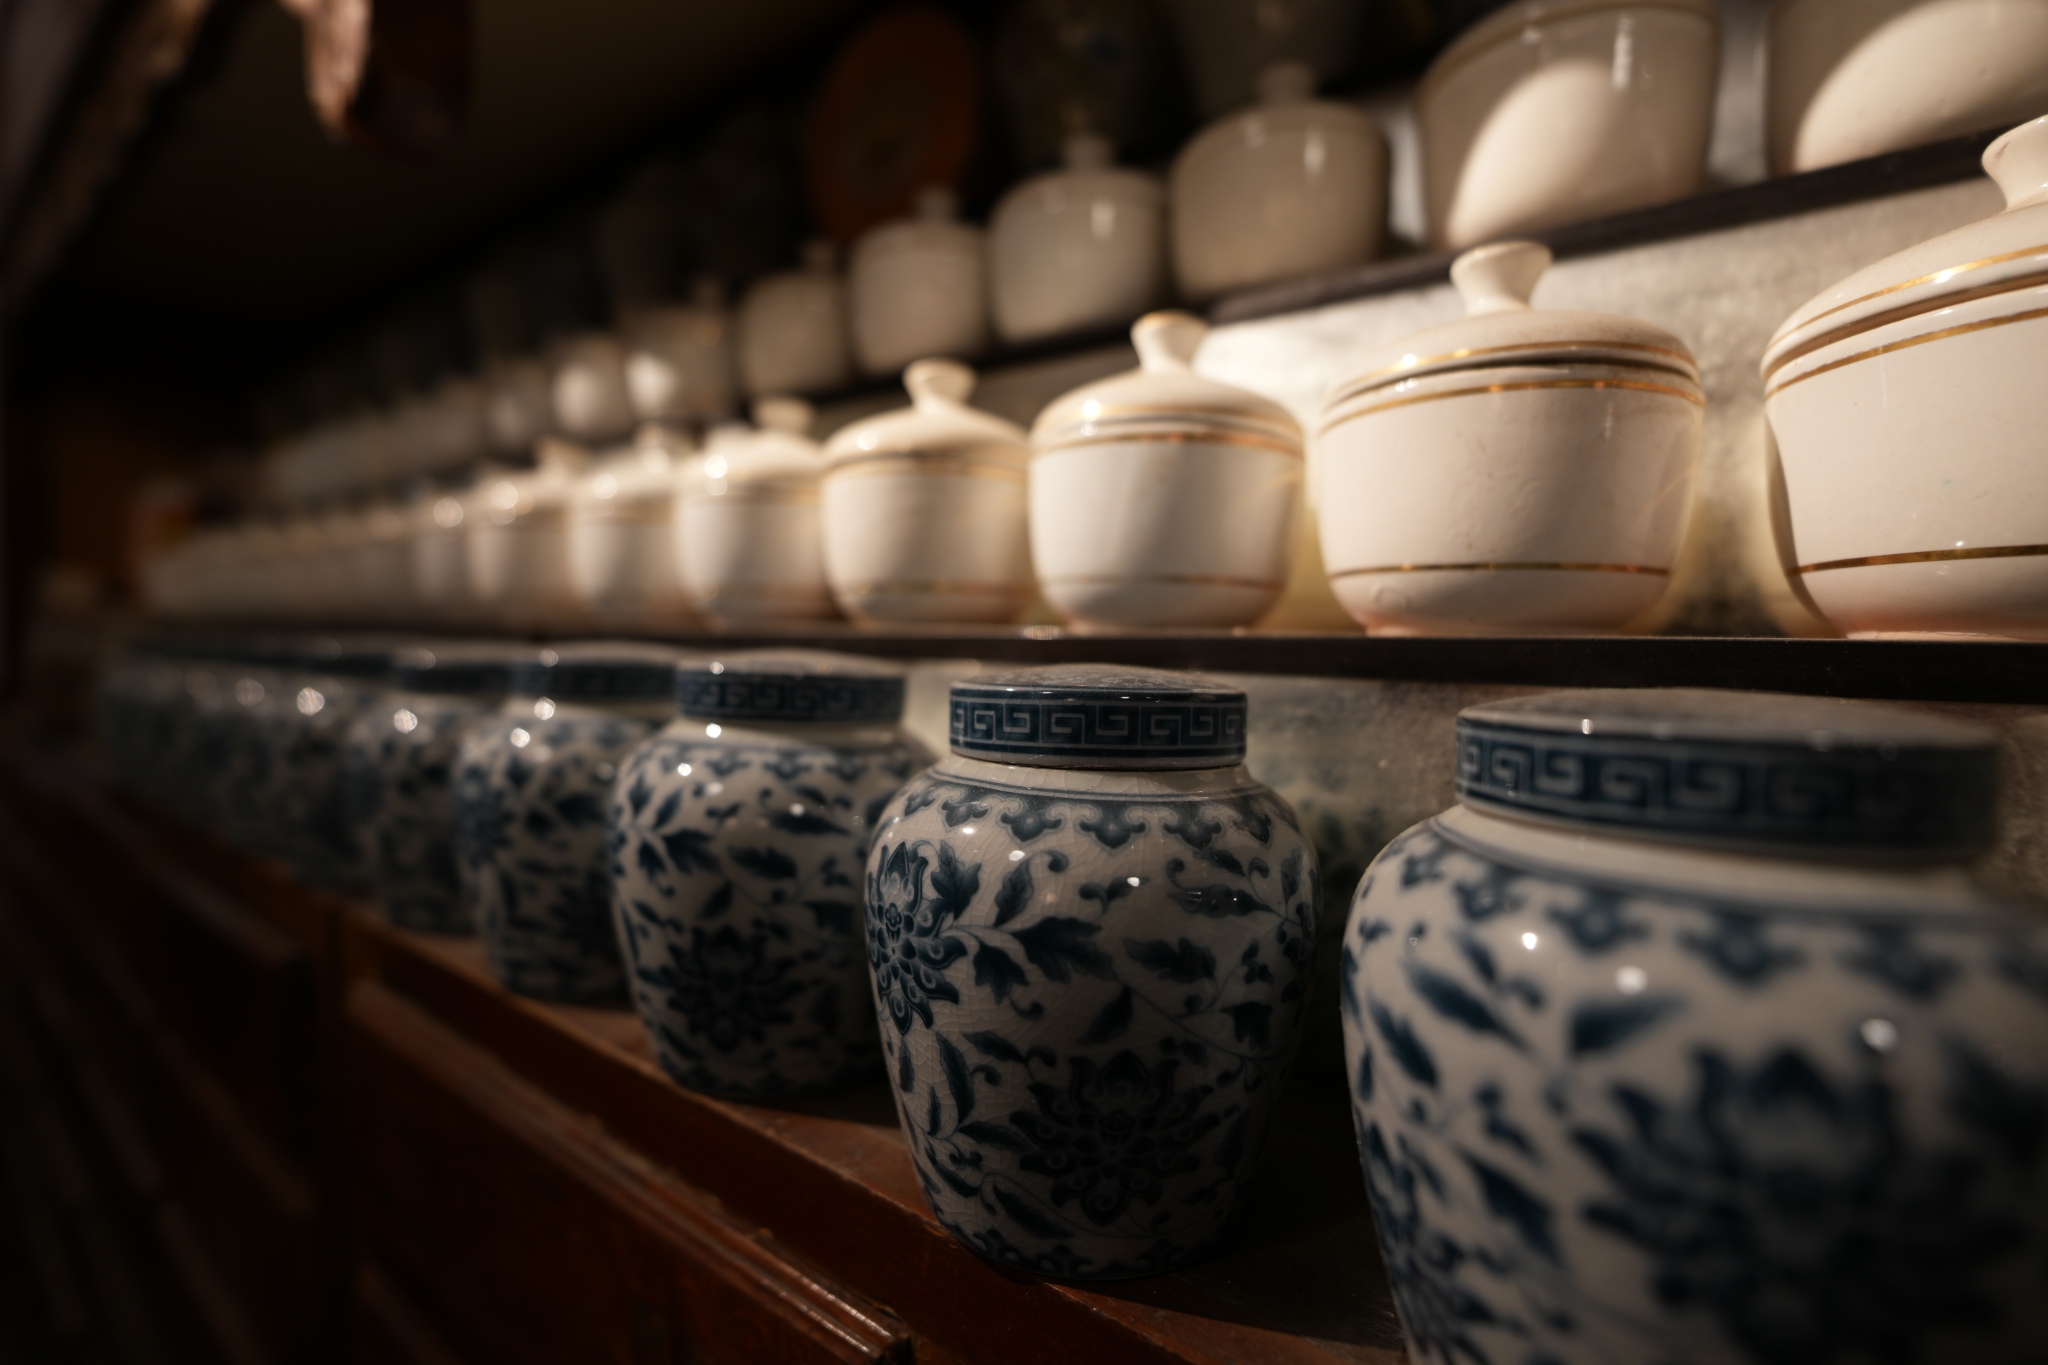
[
  {"x1": 609, "y1": 651, "x2": 930, "y2": 1096},
  {"x1": 1343, "y1": 688, "x2": 2048, "y2": 1364},
  {"x1": 341, "y1": 643, "x2": 522, "y2": 933},
  {"x1": 565, "y1": 427, "x2": 694, "y2": 625},
  {"x1": 1030, "y1": 311, "x2": 1302, "y2": 628},
  {"x1": 464, "y1": 441, "x2": 587, "y2": 629},
  {"x1": 624, "y1": 278, "x2": 739, "y2": 426},
  {"x1": 1419, "y1": 0, "x2": 1720, "y2": 249},
  {"x1": 550, "y1": 332, "x2": 637, "y2": 444},
  {"x1": 678, "y1": 397, "x2": 836, "y2": 623},
  {"x1": 1763, "y1": 115, "x2": 2048, "y2": 639},
  {"x1": 454, "y1": 643, "x2": 690, "y2": 1003},
  {"x1": 990, "y1": 134, "x2": 1168, "y2": 345},
  {"x1": 822, "y1": 360, "x2": 1034, "y2": 624},
  {"x1": 1768, "y1": 0, "x2": 2048, "y2": 175},
  {"x1": 1170, "y1": 63, "x2": 1389, "y2": 301},
  {"x1": 737, "y1": 240, "x2": 854, "y2": 397},
  {"x1": 848, "y1": 187, "x2": 990, "y2": 377},
  {"x1": 865, "y1": 665, "x2": 1319, "y2": 1278},
  {"x1": 1314, "y1": 240, "x2": 1703, "y2": 635}
]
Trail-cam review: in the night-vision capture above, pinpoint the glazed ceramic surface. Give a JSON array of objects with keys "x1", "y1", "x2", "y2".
[
  {"x1": 258, "y1": 640, "x2": 397, "y2": 892},
  {"x1": 1763, "y1": 116, "x2": 2048, "y2": 639},
  {"x1": 550, "y1": 332, "x2": 636, "y2": 443},
  {"x1": 1419, "y1": 0, "x2": 1720, "y2": 249},
  {"x1": 624, "y1": 280, "x2": 738, "y2": 425},
  {"x1": 483, "y1": 357, "x2": 554, "y2": 456},
  {"x1": 409, "y1": 488, "x2": 473, "y2": 616},
  {"x1": 990, "y1": 135, "x2": 1167, "y2": 346},
  {"x1": 1171, "y1": 63, "x2": 1389, "y2": 301},
  {"x1": 610, "y1": 653, "x2": 928, "y2": 1096},
  {"x1": 342, "y1": 646, "x2": 519, "y2": 934},
  {"x1": 1315, "y1": 241, "x2": 1702, "y2": 635},
  {"x1": 565, "y1": 432, "x2": 693, "y2": 624},
  {"x1": 1769, "y1": 0, "x2": 2048, "y2": 174},
  {"x1": 678, "y1": 398, "x2": 835, "y2": 623},
  {"x1": 1030, "y1": 312, "x2": 1301, "y2": 628},
  {"x1": 737, "y1": 240, "x2": 854, "y2": 397},
  {"x1": 455, "y1": 645, "x2": 686, "y2": 1002},
  {"x1": 822, "y1": 360, "x2": 1033, "y2": 624},
  {"x1": 848, "y1": 188, "x2": 989, "y2": 376},
  {"x1": 1342, "y1": 688, "x2": 2048, "y2": 1365},
  {"x1": 464, "y1": 444, "x2": 586, "y2": 627},
  {"x1": 865, "y1": 666, "x2": 1319, "y2": 1279}
]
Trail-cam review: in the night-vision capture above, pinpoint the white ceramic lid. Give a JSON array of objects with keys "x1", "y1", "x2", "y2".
[
  {"x1": 1192, "y1": 62, "x2": 1379, "y2": 144},
  {"x1": 1031, "y1": 312, "x2": 1301, "y2": 452},
  {"x1": 824, "y1": 360, "x2": 1027, "y2": 468},
  {"x1": 703, "y1": 397, "x2": 824, "y2": 485},
  {"x1": 1423, "y1": 0, "x2": 1719, "y2": 100},
  {"x1": 1328, "y1": 242, "x2": 1700, "y2": 406},
  {"x1": 1763, "y1": 115, "x2": 2048, "y2": 384}
]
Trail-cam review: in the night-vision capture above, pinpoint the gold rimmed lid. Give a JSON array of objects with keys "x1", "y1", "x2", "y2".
[
  {"x1": 1324, "y1": 242, "x2": 1700, "y2": 412},
  {"x1": 1763, "y1": 115, "x2": 2048, "y2": 386},
  {"x1": 1030, "y1": 312, "x2": 1303, "y2": 454}
]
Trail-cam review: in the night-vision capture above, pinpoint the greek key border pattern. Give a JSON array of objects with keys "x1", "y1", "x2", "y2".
[
  {"x1": 677, "y1": 674, "x2": 905, "y2": 724},
  {"x1": 950, "y1": 690, "x2": 1246, "y2": 762},
  {"x1": 512, "y1": 661, "x2": 677, "y2": 701}
]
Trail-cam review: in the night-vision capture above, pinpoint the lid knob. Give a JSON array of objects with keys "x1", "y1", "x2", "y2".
[
  {"x1": 1062, "y1": 132, "x2": 1114, "y2": 171},
  {"x1": 1132, "y1": 311, "x2": 1207, "y2": 372},
  {"x1": 914, "y1": 185, "x2": 958, "y2": 223},
  {"x1": 753, "y1": 395, "x2": 815, "y2": 434},
  {"x1": 1255, "y1": 62, "x2": 1316, "y2": 107},
  {"x1": 904, "y1": 357, "x2": 976, "y2": 408},
  {"x1": 1451, "y1": 240, "x2": 1552, "y2": 316},
  {"x1": 1984, "y1": 114, "x2": 2048, "y2": 211}
]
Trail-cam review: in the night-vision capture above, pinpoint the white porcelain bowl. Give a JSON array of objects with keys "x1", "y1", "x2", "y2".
[
  {"x1": 1315, "y1": 241, "x2": 1703, "y2": 634},
  {"x1": 990, "y1": 135, "x2": 1168, "y2": 345},
  {"x1": 1419, "y1": 0, "x2": 1720, "y2": 249},
  {"x1": 1170, "y1": 63, "x2": 1389, "y2": 300},
  {"x1": 1029, "y1": 312, "x2": 1301, "y2": 628},
  {"x1": 848, "y1": 188, "x2": 989, "y2": 377},
  {"x1": 678, "y1": 398, "x2": 836, "y2": 623},
  {"x1": 1762, "y1": 115, "x2": 2048, "y2": 638},
  {"x1": 1769, "y1": 0, "x2": 2048, "y2": 174},
  {"x1": 822, "y1": 360, "x2": 1031, "y2": 624}
]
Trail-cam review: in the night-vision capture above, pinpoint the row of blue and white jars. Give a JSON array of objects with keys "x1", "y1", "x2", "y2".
[
  {"x1": 1342, "y1": 688, "x2": 2048, "y2": 1363},
  {"x1": 454, "y1": 642, "x2": 691, "y2": 1003},
  {"x1": 866, "y1": 665, "x2": 1320, "y2": 1278},
  {"x1": 608, "y1": 651, "x2": 928, "y2": 1095}
]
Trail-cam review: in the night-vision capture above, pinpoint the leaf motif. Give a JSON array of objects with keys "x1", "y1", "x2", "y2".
[
  {"x1": 1370, "y1": 1001, "x2": 1438, "y2": 1089},
  {"x1": 728, "y1": 846, "x2": 799, "y2": 880},
  {"x1": 897, "y1": 1040, "x2": 915, "y2": 1093},
  {"x1": 769, "y1": 806, "x2": 851, "y2": 837},
  {"x1": 1224, "y1": 1001, "x2": 1272, "y2": 1049},
  {"x1": 1080, "y1": 879, "x2": 1134, "y2": 910},
  {"x1": 957, "y1": 1120, "x2": 1033, "y2": 1152},
  {"x1": 652, "y1": 789, "x2": 682, "y2": 828},
  {"x1": 555, "y1": 791, "x2": 607, "y2": 827},
  {"x1": 699, "y1": 881, "x2": 734, "y2": 920},
  {"x1": 965, "y1": 1030, "x2": 1026, "y2": 1063},
  {"x1": 1405, "y1": 960, "x2": 1522, "y2": 1048},
  {"x1": 1014, "y1": 917, "x2": 1115, "y2": 982},
  {"x1": 1569, "y1": 995, "x2": 1681, "y2": 1057},
  {"x1": 931, "y1": 842, "x2": 982, "y2": 920},
  {"x1": 1202, "y1": 847, "x2": 1246, "y2": 876},
  {"x1": 636, "y1": 840, "x2": 666, "y2": 880},
  {"x1": 973, "y1": 942, "x2": 1030, "y2": 1002},
  {"x1": 660, "y1": 827, "x2": 720, "y2": 875},
  {"x1": 938, "y1": 1033, "x2": 976, "y2": 1122},
  {"x1": 931, "y1": 1149, "x2": 982, "y2": 1199},
  {"x1": 1124, "y1": 937, "x2": 1216, "y2": 983},
  {"x1": 926, "y1": 1084, "x2": 942, "y2": 1136},
  {"x1": 993, "y1": 859, "x2": 1034, "y2": 926},
  {"x1": 1171, "y1": 883, "x2": 1267, "y2": 917},
  {"x1": 994, "y1": 1186, "x2": 1071, "y2": 1241},
  {"x1": 1078, "y1": 987, "x2": 1134, "y2": 1045},
  {"x1": 1464, "y1": 1154, "x2": 1559, "y2": 1262}
]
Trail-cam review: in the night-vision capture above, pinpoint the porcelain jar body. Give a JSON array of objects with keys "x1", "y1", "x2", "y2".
[
  {"x1": 343, "y1": 688, "x2": 496, "y2": 933},
  {"x1": 260, "y1": 663, "x2": 387, "y2": 892},
  {"x1": 1342, "y1": 801, "x2": 2048, "y2": 1365},
  {"x1": 456, "y1": 696, "x2": 667, "y2": 1002},
  {"x1": 864, "y1": 754, "x2": 1320, "y2": 1278},
  {"x1": 1170, "y1": 67, "x2": 1389, "y2": 300},
  {"x1": 737, "y1": 247, "x2": 853, "y2": 397},
  {"x1": 1419, "y1": 0, "x2": 1720, "y2": 249},
  {"x1": 550, "y1": 332, "x2": 636, "y2": 444},
  {"x1": 625, "y1": 300, "x2": 737, "y2": 427},
  {"x1": 1768, "y1": 0, "x2": 2048, "y2": 174},
  {"x1": 610, "y1": 719, "x2": 929, "y2": 1096},
  {"x1": 465, "y1": 453, "x2": 582, "y2": 628},
  {"x1": 989, "y1": 140, "x2": 1168, "y2": 345},
  {"x1": 565, "y1": 443, "x2": 691, "y2": 624},
  {"x1": 678, "y1": 408, "x2": 835, "y2": 624},
  {"x1": 1762, "y1": 117, "x2": 2048, "y2": 639},
  {"x1": 197, "y1": 662, "x2": 283, "y2": 852},
  {"x1": 848, "y1": 192, "x2": 989, "y2": 376}
]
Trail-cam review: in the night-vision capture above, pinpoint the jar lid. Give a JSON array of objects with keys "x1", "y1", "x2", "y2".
[
  {"x1": 1762, "y1": 115, "x2": 2048, "y2": 387},
  {"x1": 1032, "y1": 313, "x2": 1302, "y2": 455},
  {"x1": 695, "y1": 398, "x2": 824, "y2": 489},
  {"x1": 1326, "y1": 242, "x2": 1699, "y2": 408},
  {"x1": 510, "y1": 642, "x2": 689, "y2": 701},
  {"x1": 676, "y1": 650, "x2": 906, "y2": 724},
  {"x1": 394, "y1": 644, "x2": 525, "y2": 694},
  {"x1": 949, "y1": 665, "x2": 1247, "y2": 770},
  {"x1": 1423, "y1": 0, "x2": 1719, "y2": 104},
  {"x1": 824, "y1": 360, "x2": 1028, "y2": 472},
  {"x1": 1455, "y1": 688, "x2": 1999, "y2": 857}
]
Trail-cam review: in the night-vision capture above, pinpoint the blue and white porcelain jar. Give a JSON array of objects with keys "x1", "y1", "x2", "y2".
[
  {"x1": 609, "y1": 651, "x2": 928, "y2": 1096},
  {"x1": 455, "y1": 643, "x2": 687, "y2": 1002},
  {"x1": 1342, "y1": 689, "x2": 2048, "y2": 1365},
  {"x1": 259, "y1": 636, "x2": 400, "y2": 890},
  {"x1": 865, "y1": 665, "x2": 1319, "y2": 1279},
  {"x1": 342, "y1": 644, "x2": 521, "y2": 933}
]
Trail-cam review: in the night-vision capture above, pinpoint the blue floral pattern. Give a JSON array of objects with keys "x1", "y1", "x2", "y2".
[
  {"x1": 1342, "y1": 817, "x2": 2048, "y2": 1365},
  {"x1": 610, "y1": 727, "x2": 927, "y2": 1095},
  {"x1": 455, "y1": 708, "x2": 655, "y2": 1003},
  {"x1": 343, "y1": 691, "x2": 493, "y2": 932},
  {"x1": 865, "y1": 761, "x2": 1319, "y2": 1279}
]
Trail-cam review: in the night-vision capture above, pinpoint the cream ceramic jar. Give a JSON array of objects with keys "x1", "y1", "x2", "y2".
[
  {"x1": 549, "y1": 332, "x2": 636, "y2": 444},
  {"x1": 678, "y1": 397, "x2": 836, "y2": 623},
  {"x1": 483, "y1": 356, "x2": 554, "y2": 456},
  {"x1": 822, "y1": 359, "x2": 1033, "y2": 624},
  {"x1": 1314, "y1": 240, "x2": 1703, "y2": 635},
  {"x1": 624, "y1": 278, "x2": 738, "y2": 427},
  {"x1": 1419, "y1": 0, "x2": 1720, "y2": 249},
  {"x1": 1768, "y1": 0, "x2": 2048, "y2": 174},
  {"x1": 1170, "y1": 63, "x2": 1389, "y2": 301},
  {"x1": 1030, "y1": 312, "x2": 1302, "y2": 628},
  {"x1": 464, "y1": 441, "x2": 587, "y2": 628},
  {"x1": 737, "y1": 240, "x2": 853, "y2": 397},
  {"x1": 409, "y1": 484, "x2": 473, "y2": 618},
  {"x1": 1762, "y1": 115, "x2": 2048, "y2": 639},
  {"x1": 565, "y1": 429, "x2": 693, "y2": 625},
  {"x1": 990, "y1": 134, "x2": 1168, "y2": 345},
  {"x1": 848, "y1": 187, "x2": 990, "y2": 377}
]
